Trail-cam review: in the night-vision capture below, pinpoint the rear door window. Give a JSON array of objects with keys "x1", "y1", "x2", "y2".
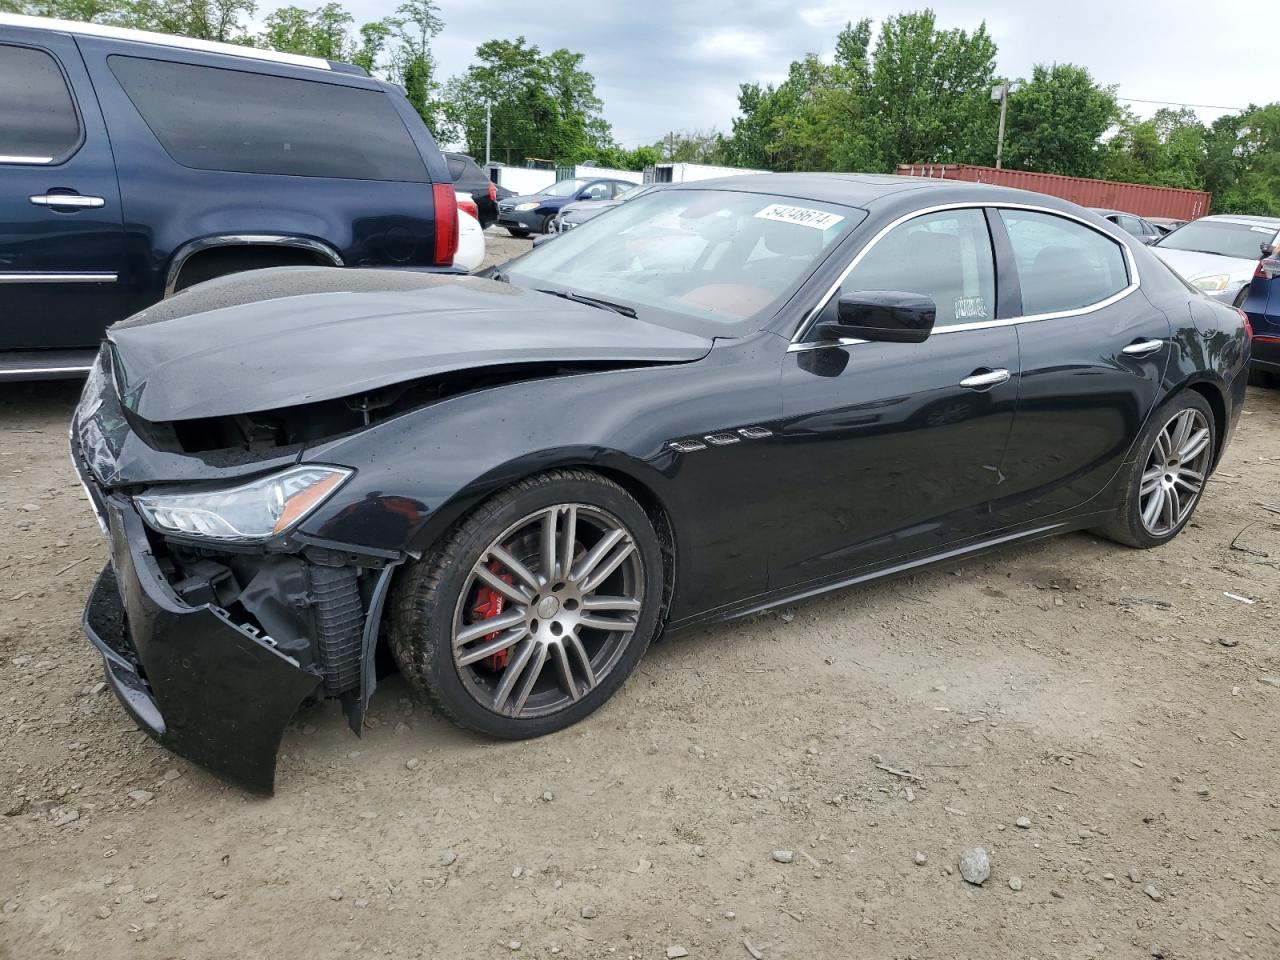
[
  {"x1": 0, "y1": 44, "x2": 80, "y2": 163},
  {"x1": 107, "y1": 56, "x2": 427, "y2": 181},
  {"x1": 1000, "y1": 210, "x2": 1129, "y2": 315},
  {"x1": 840, "y1": 208, "x2": 996, "y2": 328}
]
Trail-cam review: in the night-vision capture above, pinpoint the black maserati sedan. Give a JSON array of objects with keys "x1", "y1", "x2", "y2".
[{"x1": 71, "y1": 174, "x2": 1250, "y2": 792}]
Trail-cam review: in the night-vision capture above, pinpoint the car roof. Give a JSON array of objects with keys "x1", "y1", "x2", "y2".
[
  {"x1": 1197, "y1": 214, "x2": 1280, "y2": 228},
  {"x1": 669, "y1": 172, "x2": 1090, "y2": 214},
  {"x1": 0, "y1": 12, "x2": 351, "y2": 73}
]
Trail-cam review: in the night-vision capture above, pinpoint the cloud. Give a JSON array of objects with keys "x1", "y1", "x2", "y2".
[
  {"x1": 693, "y1": 29, "x2": 771, "y2": 60},
  {"x1": 322, "y1": 0, "x2": 1263, "y2": 149}
]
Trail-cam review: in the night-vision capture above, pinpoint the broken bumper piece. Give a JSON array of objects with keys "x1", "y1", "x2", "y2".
[{"x1": 83, "y1": 503, "x2": 322, "y2": 794}]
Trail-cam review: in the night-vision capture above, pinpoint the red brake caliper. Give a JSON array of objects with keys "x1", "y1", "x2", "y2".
[{"x1": 471, "y1": 560, "x2": 515, "y2": 671}]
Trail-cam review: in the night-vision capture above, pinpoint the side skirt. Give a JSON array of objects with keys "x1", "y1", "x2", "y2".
[{"x1": 667, "y1": 513, "x2": 1111, "y2": 633}]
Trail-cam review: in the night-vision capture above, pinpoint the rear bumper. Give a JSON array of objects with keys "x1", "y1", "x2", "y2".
[
  {"x1": 1250, "y1": 336, "x2": 1280, "y2": 374},
  {"x1": 85, "y1": 502, "x2": 321, "y2": 793}
]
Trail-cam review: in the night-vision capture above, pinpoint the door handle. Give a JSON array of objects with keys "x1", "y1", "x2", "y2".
[
  {"x1": 30, "y1": 194, "x2": 105, "y2": 209},
  {"x1": 959, "y1": 368, "x2": 1011, "y2": 390},
  {"x1": 1122, "y1": 339, "x2": 1164, "y2": 357}
]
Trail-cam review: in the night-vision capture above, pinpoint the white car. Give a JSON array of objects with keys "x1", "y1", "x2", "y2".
[
  {"x1": 1151, "y1": 215, "x2": 1280, "y2": 305},
  {"x1": 453, "y1": 191, "x2": 485, "y2": 272}
]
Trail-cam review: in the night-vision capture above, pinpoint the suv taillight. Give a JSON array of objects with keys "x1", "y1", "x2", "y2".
[
  {"x1": 432, "y1": 182, "x2": 458, "y2": 266},
  {"x1": 488, "y1": 181, "x2": 497, "y2": 203}
]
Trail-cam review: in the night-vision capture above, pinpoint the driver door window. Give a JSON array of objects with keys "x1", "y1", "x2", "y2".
[
  {"x1": 581, "y1": 181, "x2": 611, "y2": 200},
  {"x1": 839, "y1": 209, "x2": 996, "y2": 327}
]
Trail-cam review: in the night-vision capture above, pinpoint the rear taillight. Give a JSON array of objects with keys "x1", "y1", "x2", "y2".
[
  {"x1": 456, "y1": 193, "x2": 479, "y2": 220},
  {"x1": 488, "y1": 181, "x2": 497, "y2": 203},
  {"x1": 432, "y1": 182, "x2": 458, "y2": 266}
]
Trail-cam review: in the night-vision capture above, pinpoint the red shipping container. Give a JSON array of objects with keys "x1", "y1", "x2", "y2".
[{"x1": 895, "y1": 163, "x2": 1211, "y2": 221}]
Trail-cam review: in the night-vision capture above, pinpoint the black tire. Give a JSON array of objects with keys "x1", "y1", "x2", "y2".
[
  {"x1": 1092, "y1": 390, "x2": 1216, "y2": 548},
  {"x1": 387, "y1": 469, "x2": 664, "y2": 739},
  {"x1": 540, "y1": 215, "x2": 555, "y2": 235},
  {"x1": 507, "y1": 228, "x2": 530, "y2": 239},
  {"x1": 1248, "y1": 367, "x2": 1277, "y2": 388}
]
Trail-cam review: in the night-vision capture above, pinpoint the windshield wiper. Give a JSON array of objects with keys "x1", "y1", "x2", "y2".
[{"x1": 536, "y1": 288, "x2": 637, "y2": 318}]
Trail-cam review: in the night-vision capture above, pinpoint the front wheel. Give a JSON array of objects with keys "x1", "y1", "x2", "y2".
[
  {"x1": 387, "y1": 470, "x2": 664, "y2": 739},
  {"x1": 1093, "y1": 391, "x2": 1216, "y2": 548},
  {"x1": 507, "y1": 227, "x2": 530, "y2": 239}
]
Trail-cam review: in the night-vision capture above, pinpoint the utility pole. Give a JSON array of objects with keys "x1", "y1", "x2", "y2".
[
  {"x1": 484, "y1": 101, "x2": 492, "y2": 166},
  {"x1": 991, "y1": 81, "x2": 1018, "y2": 169}
]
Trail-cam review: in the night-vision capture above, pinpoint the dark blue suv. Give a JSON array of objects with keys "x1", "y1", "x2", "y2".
[
  {"x1": 1242, "y1": 254, "x2": 1280, "y2": 386},
  {"x1": 0, "y1": 13, "x2": 458, "y2": 379}
]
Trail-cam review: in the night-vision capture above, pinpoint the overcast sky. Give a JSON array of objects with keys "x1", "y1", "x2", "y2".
[{"x1": 329, "y1": 0, "x2": 1260, "y2": 147}]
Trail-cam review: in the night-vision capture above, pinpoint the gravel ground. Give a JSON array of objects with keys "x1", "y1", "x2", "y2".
[{"x1": 2, "y1": 244, "x2": 1279, "y2": 958}]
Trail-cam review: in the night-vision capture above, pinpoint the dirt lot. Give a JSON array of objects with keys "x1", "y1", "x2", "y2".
[{"x1": 2, "y1": 240, "x2": 1279, "y2": 958}]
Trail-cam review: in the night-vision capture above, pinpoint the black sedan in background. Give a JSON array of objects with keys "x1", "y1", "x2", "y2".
[
  {"x1": 445, "y1": 152, "x2": 510, "y2": 228},
  {"x1": 72, "y1": 174, "x2": 1249, "y2": 792}
]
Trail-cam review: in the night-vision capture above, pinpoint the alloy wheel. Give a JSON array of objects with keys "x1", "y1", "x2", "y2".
[
  {"x1": 1138, "y1": 407, "x2": 1212, "y2": 536},
  {"x1": 451, "y1": 504, "x2": 644, "y2": 718}
]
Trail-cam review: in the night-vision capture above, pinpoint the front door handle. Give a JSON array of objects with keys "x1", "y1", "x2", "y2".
[
  {"x1": 959, "y1": 368, "x2": 1011, "y2": 390},
  {"x1": 1122, "y1": 338, "x2": 1164, "y2": 357},
  {"x1": 30, "y1": 194, "x2": 105, "y2": 209}
]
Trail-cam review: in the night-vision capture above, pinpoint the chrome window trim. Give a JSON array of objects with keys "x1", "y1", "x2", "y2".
[
  {"x1": 0, "y1": 154, "x2": 54, "y2": 164},
  {"x1": 0, "y1": 364, "x2": 93, "y2": 374},
  {"x1": 164, "y1": 234, "x2": 344, "y2": 296},
  {"x1": 0, "y1": 271, "x2": 117, "y2": 283},
  {"x1": 790, "y1": 200, "x2": 1141, "y2": 349}
]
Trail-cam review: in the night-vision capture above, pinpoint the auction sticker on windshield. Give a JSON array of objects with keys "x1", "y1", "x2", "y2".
[{"x1": 754, "y1": 203, "x2": 845, "y2": 230}]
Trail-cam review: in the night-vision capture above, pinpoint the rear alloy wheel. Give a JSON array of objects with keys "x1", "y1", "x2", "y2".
[
  {"x1": 388, "y1": 470, "x2": 663, "y2": 738},
  {"x1": 1093, "y1": 391, "x2": 1216, "y2": 548}
]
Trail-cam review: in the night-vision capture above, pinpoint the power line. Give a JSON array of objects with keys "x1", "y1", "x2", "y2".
[{"x1": 1116, "y1": 95, "x2": 1245, "y2": 112}]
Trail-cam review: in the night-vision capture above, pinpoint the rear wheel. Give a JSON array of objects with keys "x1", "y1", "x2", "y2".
[
  {"x1": 1093, "y1": 391, "x2": 1215, "y2": 548},
  {"x1": 388, "y1": 470, "x2": 663, "y2": 739}
]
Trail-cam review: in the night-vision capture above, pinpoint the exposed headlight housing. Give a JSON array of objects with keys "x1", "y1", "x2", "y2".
[
  {"x1": 1192, "y1": 273, "x2": 1230, "y2": 293},
  {"x1": 514, "y1": 202, "x2": 538, "y2": 211},
  {"x1": 135, "y1": 465, "x2": 352, "y2": 543}
]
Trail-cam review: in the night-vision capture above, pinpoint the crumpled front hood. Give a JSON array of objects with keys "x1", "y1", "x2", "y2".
[
  {"x1": 107, "y1": 267, "x2": 712, "y2": 422},
  {"x1": 1151, "y1": 247, "x2": 1255, "y2": 283}
]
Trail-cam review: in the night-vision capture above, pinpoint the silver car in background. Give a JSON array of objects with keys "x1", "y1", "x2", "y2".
[
  {"x1": 552, "y1": 183, "x2": 661, "y2": 232},
  {"x1": 1151, "y1": 214, "x2": 1280, "y2": 305}
]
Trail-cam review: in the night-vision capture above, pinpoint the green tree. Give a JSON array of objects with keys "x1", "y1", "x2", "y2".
[
  {"x1": 865, "y1": 10, "x2": 997, "y2": 167},
  {"x1": 122, "y1": 0, "x2": 257, "y2": 42},
  {"x1": 443, "y1": 36, "x2": 609, "y2": 165},
  {"x1": 1000, "y1": 63, "x2": 1118, "y2": 176},
  {"x1": 261, "y1": 3, "x2": 352, "y2": 59}
]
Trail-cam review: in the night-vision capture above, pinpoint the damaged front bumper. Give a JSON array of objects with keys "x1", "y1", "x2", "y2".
[
  {"x1": 71, "y1": 354, "x2": 403, "y2": 794},
  {"x1": 81, "y1": 499, "x2": 401, "y2": 794}
]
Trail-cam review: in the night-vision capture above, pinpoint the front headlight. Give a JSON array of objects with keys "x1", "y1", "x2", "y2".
[
  {"x1": 134, "y1": 465, "x2": 352, "y2": 542},
  {"x1": 514, "y1": 202, "x2": 538, "y2": 211},
  {"x1": 1192, "y1": 274, "x2": 1230, "y2": 293}
]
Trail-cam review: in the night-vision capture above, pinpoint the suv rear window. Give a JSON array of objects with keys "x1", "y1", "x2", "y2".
[
  {"x1": 108, "y1": 56, "x2": 427, "y2": 182},
  {"x1": 0, "y1": 44, "x2": 80, "y2": 162}
]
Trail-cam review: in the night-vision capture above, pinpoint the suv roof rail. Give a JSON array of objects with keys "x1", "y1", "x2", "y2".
[{"x1": 0, "y1": 12, "x2": 338, "y2": 72}]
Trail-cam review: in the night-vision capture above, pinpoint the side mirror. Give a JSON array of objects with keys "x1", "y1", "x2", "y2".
[
  {"x1": 1262, "y1": 243, "x2": 1276, "y2": 258},
  {"x1": 813, "y1": 291, "x2": 936, "y2": 344}
]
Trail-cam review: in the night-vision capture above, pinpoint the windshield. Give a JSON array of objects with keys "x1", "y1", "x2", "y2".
[
  {"x1": 1156, "y1": 219, "x2": 1278, "y2": 260},
  {"x1": 503, "y1": 189, "x2": 859, "y2": 336},
  {"x1": 543, "y1": 178, "x2": 590, "y2": 198}
]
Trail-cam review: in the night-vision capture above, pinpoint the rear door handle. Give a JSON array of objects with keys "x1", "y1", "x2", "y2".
[
  {"x1": 1122, "y1": 339, "x2": 1164, "y2": 357},
  {"x1": 959, "y1": 368, "x2": 1011, "y2": 390},
  {"x1": 30, "y1": 194, "x2": 105, "y2": 209}
]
